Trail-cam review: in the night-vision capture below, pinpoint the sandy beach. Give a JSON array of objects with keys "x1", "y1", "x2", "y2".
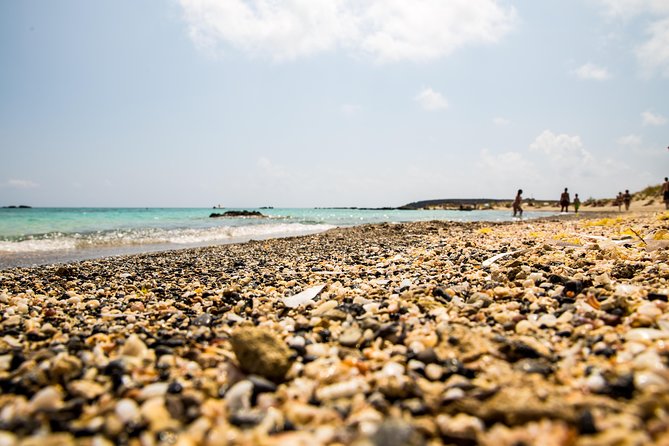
[
  {"x1": 496, "y1": 196, "x2": 668, "y2": 216},
  {"x1": 1, "y1": 210, "x2": 669, "y2": 445}
]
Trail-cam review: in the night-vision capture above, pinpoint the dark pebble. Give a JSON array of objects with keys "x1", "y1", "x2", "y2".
[
  {"x1": 549, "y1": 274, "x2": 567, "y2": 285},
  {"x1": 578, "y1": 409, "x2": 598, "y2": 434},
  {"x1": 415, "y1": 348, "x2": 439, "y2": 365},
  {"x1": 191, "y1": 313, "x2": 213, "y2": 327},
  {"x1": 648, "y1": 293, "x2": 668, "y2": 302},
  {"x1": 167, "y1": 381, "x2": 183, "y2": 394},
  {"x1": 564, "y1": 280, "x2": 583, "y2": 295},
  {"x1": 371, "y1": 419, "x2": 425, "y2": 446},
  {"x1": 229, "y1": 411, "x2": 265, "y2": 428},
  {"x1": 594, "y1": 346, "x2": 616, "y2": 358},
  {"x1": 499, "y1": 339, "x2": 543, "y2": 362},
  {"x1": 514, "y1": 359, "x2": 553, "y2": 376},
  {"x1": 599, "y1": 373, "x2": 635, "y2": 399},
  {"x1": 249, "y1": 375, "x2": 277, "y2": 403}
]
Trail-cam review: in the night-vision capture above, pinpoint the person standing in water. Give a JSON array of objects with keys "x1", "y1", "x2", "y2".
[
  {"x1": 560, "y1": 188, "x2": 570, "y2": 212},
  {"x1": 513, "y1": 189, "x2": 523, "y2": 217},
  {"x1": 573, "y1": 194, "x2": 581, "y2": 213}
]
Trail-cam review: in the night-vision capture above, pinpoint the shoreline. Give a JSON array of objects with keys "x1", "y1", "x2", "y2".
[
  {"x1": 1, "y1": 210, "x2": 668, "y2": 444},
  {"x1": 1, "y1": 209, "x2": 563, "y2": 270},
  {"x1": 0, "y1": 207, "x2": 659, "y2": 270}
]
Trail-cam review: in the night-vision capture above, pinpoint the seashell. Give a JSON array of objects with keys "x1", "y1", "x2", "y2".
[
  {"x1": 537, "y1": 314, "x2": 557, "y2": 327},
  {"x1": 585, "y1": 373, "x2": 607, "y2": 393},
  {"x1": 225, "y1": 380, "x2": 253, "y2": 413},
  {"x1": 636, "y1": 303, "x2": 662, "y2": 319},
  {"x1": 68, "y1": 380, "x2": 106, "y2": 400},
  {"x1": 115, "y1": 398, "x2": 141, "y2": 424},
  {"x1": 311, "y1": 300, "x2": 338, "y2": 316},
  {"x1": 120, "y1": 334, "x2": 148, "y2": 359},
  {"x1": 436, "y1": 413, "x2": 483, "y2": 440},
  {"x1": 29, "y1": 386, "x2": 64, "y2": 412},
  {"x1": 138, "y1": 382, "x2": 169, "y2": 400},
  {"x1": 315, "y1": 378, "x2": 370, "y2": 401},
  {"x1": 632, "y1": 351, "x2": 664, "y2": 371},
  {"x1": 626, "y1": 328, "x2": 669, "y2": 342},
  {"x1": 425, "y1": 364, "x2": 443, "y2": 381},
  {"x1": 283, "y1": 285, "x2": 325, "y2": 308},
  {"x1": 634, "y1": 371, "x2": 669, "y2": 392},
  {"x1": 380, "y1": 361, "x2": 405, "y2": 378},
  {"x1": 140, "y1": 397, "x2": 177, "y2": 432}
]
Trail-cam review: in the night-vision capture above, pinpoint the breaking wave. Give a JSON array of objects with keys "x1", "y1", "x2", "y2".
[{"x1": 0, "y1": 223, "x2": 335, "y2": 254}]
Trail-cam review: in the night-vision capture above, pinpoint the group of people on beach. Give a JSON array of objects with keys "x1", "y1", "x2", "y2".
[
  {"x1": 512, "y1": 187, "x2": 581, "y2": 218},
  {"x1": 614, "y1": 190, "x2": 633, "y2": 212},
  {"x1": 558, "y1": 188, "x2": 580, "y2": 213},
  {"x1": 512, "y1": 177, "x2": 669, "y2": 218}
]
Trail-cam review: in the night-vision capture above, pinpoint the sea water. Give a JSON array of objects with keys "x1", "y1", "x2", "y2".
[{"x1": 0, "y1": 207, "x2": 550, "y2": 268}]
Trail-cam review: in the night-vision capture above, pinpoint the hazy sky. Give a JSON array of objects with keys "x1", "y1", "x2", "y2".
[{"x1": 1, "y1": 0, "x2": 668, "y2": 207}]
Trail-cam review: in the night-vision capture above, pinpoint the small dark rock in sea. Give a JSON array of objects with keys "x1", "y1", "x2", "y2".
[{"x1": 210, "y1": 210, "x2": 265, "y2": 218}]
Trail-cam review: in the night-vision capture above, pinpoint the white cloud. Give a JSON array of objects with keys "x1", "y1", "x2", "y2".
[
  {"x1": 479, "y1": 149, "x2": 535, "y2": 176},
  {"x1": 594, "y1": 0, "x2": 669, "y2": 18},
  {"x1": 179, "y1": 0, "x2": 517, "y2": 62},
  {"x1": 573, "y1": 63, "x2": 611, "y2": 80},
  {"x1": 415, "y1": 88, "x2": 448, "y2": 111},
  {"x1": 592, "y1": 1, "x2": 669, "y2": 77},
  {"x1": 617, "y1": 134, "x2": 642, "y2": 146},
  {"x1": 642, "y1": 110, "x2": 667, "y2": 126},
  {"x1": 7, "y1": 179, "x2": 39, "y2": 189},
  {"x1": 340, "y1": 104, "x2": 362, "y2": 116},
  {"x1": 257, "y1": 157, "x2": 289, "y2": 179},
  {"x1": 529, "y1": 130, "x2": 597, "y2": 176},
  {"x1": 493, "y1": 117, "x2": 510, "y2": 126},
  {"x1": 636, "y1": 17, "x2": 669, "y2": 77}
]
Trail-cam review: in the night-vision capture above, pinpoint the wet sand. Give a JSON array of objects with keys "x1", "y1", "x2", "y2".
[{"x1": 1, "y1": 210, "x2": 668, "y2": 445}]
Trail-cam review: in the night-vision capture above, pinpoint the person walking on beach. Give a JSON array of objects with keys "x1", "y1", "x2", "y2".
[
  {"x1": 560, "y1": 188, "x2": 570, "y2": 212},
  {"x1": 662, "y1": 177, "x2": 669, "y2": 210},
  {"x1": 623, "y1": 190, "x2": 632, "y2": 211},
  {"x1": 513, "y1": 189, "x2": 523, "y2": 217},
  {"x1": 615, "y1": 192, "x2": 623, "y2": 212},
  {"x1": 573, "y1": 194, "x2": 581, "y2": 214}
]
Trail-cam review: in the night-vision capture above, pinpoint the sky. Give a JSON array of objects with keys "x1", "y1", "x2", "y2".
[{"x1": 1, "y1": 0, "x2": 668, "y2": 208}]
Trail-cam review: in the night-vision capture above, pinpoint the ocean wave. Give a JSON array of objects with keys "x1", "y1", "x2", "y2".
[{"x1": 0, "y1": 223, "x2": 336, "y2": 253}]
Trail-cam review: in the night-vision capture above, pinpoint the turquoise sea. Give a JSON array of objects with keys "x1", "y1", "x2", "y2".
[{"x1": 0, "y1": 207, "x2": 551, "y2": 269}]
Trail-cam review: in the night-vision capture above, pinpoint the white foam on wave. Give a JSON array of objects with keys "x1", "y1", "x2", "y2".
[
  {"x1": 0, "y1": 223, "x2": 336, "y2": 254},
  {"x1": 166, "y1": 223, "x2": 335, "y2": 244},
  {"x1": 0, "y1": 239, "x2": 78, "y2": 253}
]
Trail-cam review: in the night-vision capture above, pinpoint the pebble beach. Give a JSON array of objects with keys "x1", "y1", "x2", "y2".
[{"x1": 1, "y1": 211, "x2": 669, "y2": 446}]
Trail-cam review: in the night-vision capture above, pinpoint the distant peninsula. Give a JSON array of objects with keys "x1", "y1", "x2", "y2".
[
  {"x1": 2, "y1": 205, "x2": 32, "y2": 209},
  {"x1": 317, "y1": 199, "x2": 512, "y2": 211}
]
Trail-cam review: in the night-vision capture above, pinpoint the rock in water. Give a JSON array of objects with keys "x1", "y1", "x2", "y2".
[{"x1": 230, "y1": 327, "x2": 293, "y2": 382}]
